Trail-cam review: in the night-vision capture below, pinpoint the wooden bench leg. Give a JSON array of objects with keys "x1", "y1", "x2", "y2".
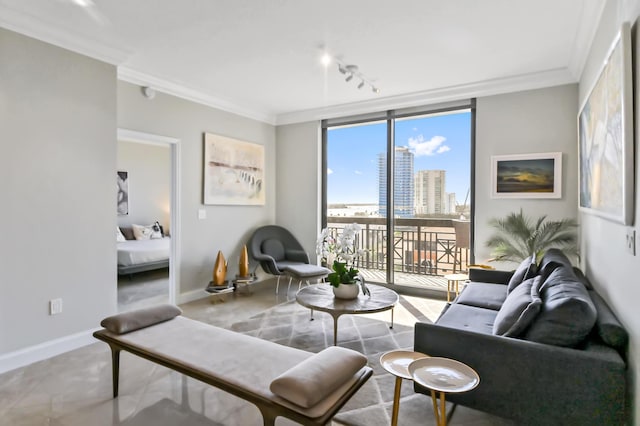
[{"x1": 108, "y1": 344, "x2": 121, "y2": 398}]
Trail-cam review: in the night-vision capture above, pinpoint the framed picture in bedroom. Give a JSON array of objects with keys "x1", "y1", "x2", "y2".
[
  {"x1": 117, "y1": 171, "x2": 129, "y2": 215},
  {"x1": 491, "y1": 152, "x2": 562, "y2": 199},
  {"x1": 203, "y1": 133, "x2": 265, "y2": 205},
  {"x1": 578, "y1": 22, "x2": 634, "y2": 225}
]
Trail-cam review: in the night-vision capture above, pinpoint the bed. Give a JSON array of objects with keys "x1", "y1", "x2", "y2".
[{"x1": 117, "y1": 227, "x2": 170, "y2": 276}]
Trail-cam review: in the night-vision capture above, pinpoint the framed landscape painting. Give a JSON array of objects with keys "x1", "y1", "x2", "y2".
[
  {"x1": 203, "y1": 133, "x2": 265, "y2": 205},
  {"x1": 491, "y1": 152, "x2": 562, "y2": 199},
  {"x1": 578, "y1": 22, "x2": 634, "y2": 225}
]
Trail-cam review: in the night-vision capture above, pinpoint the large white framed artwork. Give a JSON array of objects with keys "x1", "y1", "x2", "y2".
[
  {"x1": 203, "y1": 133, "x2": 265, "y2": 205},
  {"x1": 578, "y1": 22, "x2": 634, "y2": 225}
]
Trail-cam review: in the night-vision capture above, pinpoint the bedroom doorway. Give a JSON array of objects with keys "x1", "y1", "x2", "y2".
[{"x1": 116, "y1": 128, "x2": 181, "y2": 311}]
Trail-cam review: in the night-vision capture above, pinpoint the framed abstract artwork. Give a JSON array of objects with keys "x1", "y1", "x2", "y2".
[
  {"x1": 578, "y1": 22, "x2": 634, "y2": 225},
  {"x1": 203, "y1": 133, "x2": 265, "y2": 205},
  {"x1": 491, "y1": 152, "x2": 562, "y2": 199},
  {"x1": 117, "y1": 171, "x2": 129, "y2": 215}
]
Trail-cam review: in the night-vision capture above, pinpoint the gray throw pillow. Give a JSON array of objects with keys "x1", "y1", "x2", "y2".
[
  {"x1": 524, "y1": 267, "x2": 597, "y2": 347},
  {"x1": 506, "y1": 254, "x2": 537, "y2": 293},
  {"x1": 493, "y1": 276, "x2": 542, "y2": 337}
]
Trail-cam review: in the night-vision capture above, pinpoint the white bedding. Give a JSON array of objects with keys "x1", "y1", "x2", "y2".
[{"x1": 117, "y1": 238, "x2": 170, "y2": 266}]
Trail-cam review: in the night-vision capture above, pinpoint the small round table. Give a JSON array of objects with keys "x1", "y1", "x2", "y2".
[
  {"x1": 380, "y1": 350, "x2": 429, "y2": 426},
  {"x1": 443, "y1": 273, "x2": 468, "y2": 302},
  {"x1": 409, "y1": 357, "x2": 480, "y2": 426},
  {"x1": 295, "y1": 284, "x2": 399, "y2": 346}
]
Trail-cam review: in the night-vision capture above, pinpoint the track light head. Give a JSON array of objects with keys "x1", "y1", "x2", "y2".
[
  {"x1": 372, "y1": 87, "x2": 380, "y2": 94},
  {"x1": 357, "y1": 80, "x2": 365, "y2": 89},
  {"x1": 345, "y1": 74, "x2": 354, "y2": 82},
  {"x1": 338, "y1": 64, "x2": 347, "y2": 74}
]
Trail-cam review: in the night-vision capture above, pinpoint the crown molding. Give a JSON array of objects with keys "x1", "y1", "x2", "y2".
[
  {"x1": 0, "y1": 5, "x2": 129, "y2": 65},
  {"x1": 118, "y1": 67, "x2": 277, "y2": 125},
  {"x1": 275, "y1": 67, "x2": 577, "y2": 125},
  {"x1": 567, "y1": 1, "x2": 606, "y2": 80}
]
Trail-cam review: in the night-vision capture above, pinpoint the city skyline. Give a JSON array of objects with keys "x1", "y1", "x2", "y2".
[{"x1": 326, "y1": 111, "x2": 471, "y2": 206}]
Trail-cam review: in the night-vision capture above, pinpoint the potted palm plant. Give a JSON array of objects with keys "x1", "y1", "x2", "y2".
[{"x1": 486, "y1": 209, "x2": 578, "y2": 263}]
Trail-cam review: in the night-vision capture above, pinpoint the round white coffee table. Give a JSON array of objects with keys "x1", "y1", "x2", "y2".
[{"x1": 295, "y1": 284, "x2": 399, "y2": 346}]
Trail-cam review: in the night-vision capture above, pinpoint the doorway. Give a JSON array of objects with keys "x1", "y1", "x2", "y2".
[{"x1": 116, "y1": 128, "x2": 180, "y2": 310}]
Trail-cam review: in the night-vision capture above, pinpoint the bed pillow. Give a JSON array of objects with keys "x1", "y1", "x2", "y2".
[
  {"x1": 132, "y1": 223, "x2": 163, "y2": 240},
  {"x1": 116, "y1": 227, "x2": 126, "y2": 242}
]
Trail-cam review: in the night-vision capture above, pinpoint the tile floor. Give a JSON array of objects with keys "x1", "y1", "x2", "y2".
[{"x1": 0, "y1": 279, "x2": 512, "y2": 425}]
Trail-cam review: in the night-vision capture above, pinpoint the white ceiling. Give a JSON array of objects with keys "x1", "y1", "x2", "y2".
[{"x1": 0, "y1": 0, "x2": 604, "y2": 124}]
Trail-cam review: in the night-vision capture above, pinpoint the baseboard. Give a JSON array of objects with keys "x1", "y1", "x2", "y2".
[
  {"x1": 177, "y1": 288, "x2": 209, "y2": 304},
  {"x1": 0, "y1": 327, "x2": 100, "y2": 374}
]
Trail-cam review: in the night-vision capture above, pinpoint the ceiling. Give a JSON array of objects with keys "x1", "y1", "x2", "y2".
[{"x1": 0, "y1": 0, "x2": 603, "y2": 124}]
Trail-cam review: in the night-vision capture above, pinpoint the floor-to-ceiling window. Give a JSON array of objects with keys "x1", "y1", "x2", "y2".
[{"x1": 322, "y1": 101, "x2": 475, "y2": 292}]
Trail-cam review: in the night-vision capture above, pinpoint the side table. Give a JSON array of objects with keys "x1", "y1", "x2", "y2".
[
  {"x1": 408, "y1": 357, "x2": 479, "y2": 426},
  {"x1": 443, "y1": 273, "x2": 468, "y2": 302},
  {"x1": 379, "y1": 350, "x2": 429, "y2": 426}
]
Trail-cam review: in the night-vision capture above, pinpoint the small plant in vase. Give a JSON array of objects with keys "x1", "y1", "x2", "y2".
[{"x1": 316, "y1": 223, "x2": 370, "y2": 299}]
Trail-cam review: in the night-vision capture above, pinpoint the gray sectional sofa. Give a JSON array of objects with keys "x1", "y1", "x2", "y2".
[{"x1": 414, "y1": 249, "x2": 627, "y2": 425}]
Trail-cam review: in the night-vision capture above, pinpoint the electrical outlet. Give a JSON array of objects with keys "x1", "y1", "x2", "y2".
[
  {"x1": 50, "y1": 298, "x2": 63, "y2": 315},
  {"x1": 626, "y1": 229, "x2": 636, "y2": 256}
]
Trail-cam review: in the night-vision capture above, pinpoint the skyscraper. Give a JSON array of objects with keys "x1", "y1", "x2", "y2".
[
  {"x1": 415, "y1": 170, "x2": 447, "y2": 215},
  {"x1": 378, "y1": 147, "x2": 414, "y2": 217}
]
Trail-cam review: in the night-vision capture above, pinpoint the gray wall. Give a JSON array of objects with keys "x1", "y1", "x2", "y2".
[
  {"x1": 0, "y1": 29, "x2": 117, "y2": 353},
  {"x1": 579, "y1": 1, "x2": 640, "y2": 422},
  {"x1": 117, "y1": 141, "x2": 170, "y2": 232},
  {"x1": 275, "y1": 122, "x2": 322, "y2": 260},
  {"x1": 474, "y1": 84, "x2": 579, "y2": 267},
  {"x1": 117, "y1": 81, "x2": 275, "y2": 293}
]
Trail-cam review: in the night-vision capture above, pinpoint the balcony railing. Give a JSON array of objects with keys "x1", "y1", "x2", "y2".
[{"x1": 326, "y1": 217, "x2": 469, "y2": 281}]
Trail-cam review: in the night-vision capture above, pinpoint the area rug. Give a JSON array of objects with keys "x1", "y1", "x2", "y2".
[{"x1": 229, "y1": 300, "x2": 444, "y2": 426}]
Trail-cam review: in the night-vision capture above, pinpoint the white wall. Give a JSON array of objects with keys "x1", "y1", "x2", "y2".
[
  {"x1": 275, "y1": 122, "x2": 322, "y2": 259},
  {"x1": 117, "y1": 141, "x2": 170, "y2": 232},
  {"x1": 0, "y1": 29, "x2": 117, "y2": 354},
  {"x1": 474, "y1": 84, "x2": 579, "y2": 266},
  {"x1": 117, "y1": 81, "x2": 276, "y2": 294},
  {"x1": 579, "y1": 1, "x2": 640, "y2": 423}
]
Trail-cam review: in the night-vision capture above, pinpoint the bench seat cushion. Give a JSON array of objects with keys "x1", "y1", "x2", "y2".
[{"x1": 435, "y1": 303, "x2": 497, "y2": 335}]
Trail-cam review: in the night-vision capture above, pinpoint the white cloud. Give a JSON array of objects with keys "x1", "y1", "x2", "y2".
[
  {"x1": 327, "y1": 168, "x2": 333, "y2": 175},
  {"x1": 408, "y1": 135, "x2": 449, "y2": 157},
  {"x1": 354, "y1": 170, "x2": 363, "y2": 175}
]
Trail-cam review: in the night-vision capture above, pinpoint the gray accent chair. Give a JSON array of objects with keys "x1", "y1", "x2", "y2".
[{"x1": 248, "y1": 225, "x2": 311, "y2": 293}]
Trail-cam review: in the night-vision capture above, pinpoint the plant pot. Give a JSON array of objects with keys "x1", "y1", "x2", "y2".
[{"x1": 332, "y1": 282, "x2": 359, "y2": 299}]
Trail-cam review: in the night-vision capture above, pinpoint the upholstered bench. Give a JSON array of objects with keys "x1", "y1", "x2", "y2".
[
  {"x1": 93, "y1": 305, "x2": 372, "y2": 426},
  {"x1": 280, "y1": 264, "x2": 332, "y2": 294}
]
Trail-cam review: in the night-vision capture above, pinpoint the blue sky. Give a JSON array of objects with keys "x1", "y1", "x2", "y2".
[{"x1": 327, "y1": 111, "x2": 471, "y2": 205}]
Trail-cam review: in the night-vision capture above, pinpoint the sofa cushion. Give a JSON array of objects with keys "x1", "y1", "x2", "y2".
[
  {"x1": 493, "y1": 276, "x2": 542, "y2": 337},
  {"x1": 435, "y1": 303, "x2": 497, "y2": 335},
  {"x1": 524, "y1": 267, "x2": 596, "y2": 347},
  {"x1": 455, "y1": 282, "x2": 507, "y2": 310},
  {"x1": 262, "y1": 238, "x2": 286, "y2": 261},
  {"x1": 588, "y1": 290, "x2": 628, "y2": 350},
  {"x1": 506, "y1": 254, "x2": 537, "y2": 293},
  {"x1": 538, "y1": 248, "x2": 574, "y2": 282}
]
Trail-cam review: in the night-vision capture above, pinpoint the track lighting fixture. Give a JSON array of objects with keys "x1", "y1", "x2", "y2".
[
  {"x1": 320, "y1": 50, "x2": 380, "y2": 93},
  {"x1": 333, "y1": 59, "x2": 380, "y2": 94}
]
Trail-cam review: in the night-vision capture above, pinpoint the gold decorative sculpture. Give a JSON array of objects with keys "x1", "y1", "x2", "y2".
[
  {"x1": 238, "y1": 245, "x2": 250, "y2": 278},
  {"x1": 213, "y1": 251, "x2": 227, "y2": 285}
]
